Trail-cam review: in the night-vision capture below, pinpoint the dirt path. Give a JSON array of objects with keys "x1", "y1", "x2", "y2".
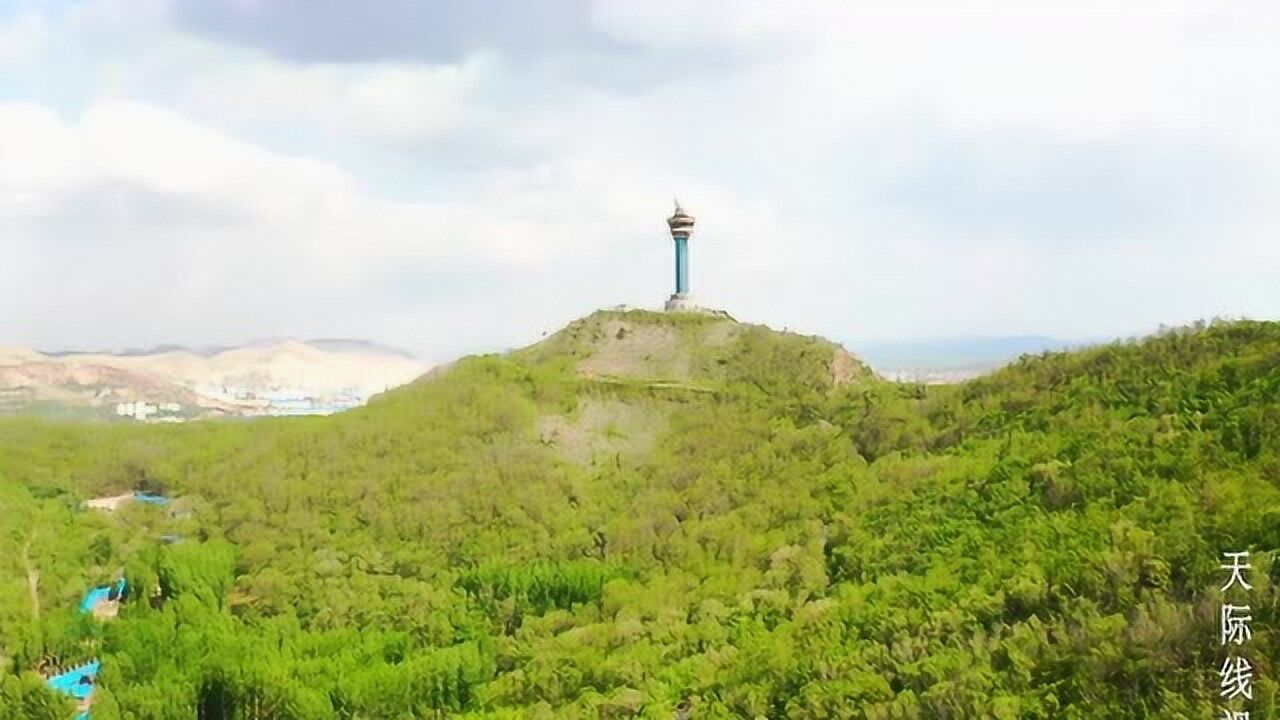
[{"x1": 22, "y1": 536, "x2": 39, "y2": 621}]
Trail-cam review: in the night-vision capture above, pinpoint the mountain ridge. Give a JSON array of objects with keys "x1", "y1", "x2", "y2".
[{"x1": 37, "y1": 338, "x2": 419, "y2": 360}]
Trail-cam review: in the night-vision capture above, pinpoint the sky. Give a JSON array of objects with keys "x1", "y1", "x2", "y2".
[{"x1": 1, "y1": 0, "x2": 1277, "y2": 362}]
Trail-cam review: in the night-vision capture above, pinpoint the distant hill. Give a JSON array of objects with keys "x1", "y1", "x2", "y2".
[
  {"x1": 303, "y1": 338, "x2": 418, "y2": 359},
  {"x1": 0, "y1": 339, "x2": 428, "y2": 420},
  {"x1": 42, "y1": 338, "x2": 419, "y2": 360}
]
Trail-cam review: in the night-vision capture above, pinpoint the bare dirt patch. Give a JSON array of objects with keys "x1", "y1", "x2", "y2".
[
  {"x1": 698, "y1": 320, "x2": 742, "y2": 349},
  {"x1": 830, "y1": 347, "x2": 867, "y2": 386},
  {"x1": 22, "y1": 536, "x2": 39, "y2": 621},
  {"x1": 538, "y1": 399, "x2": 666, "y2": 465},
  {"x1": 576, "y1": 321, "x2": 692, "y2": 381}
]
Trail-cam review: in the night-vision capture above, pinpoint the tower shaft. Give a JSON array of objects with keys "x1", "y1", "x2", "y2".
[{"x1": 674, "y1": 236, "x2": 689, "y2": 295}]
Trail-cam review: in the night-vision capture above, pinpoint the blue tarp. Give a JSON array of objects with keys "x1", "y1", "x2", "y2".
[
  {"x1": 132, "y1": 492, "x2": 168, "y2": 505},
  {"x1": 79, "y1": 578, "x2": 127, "y2": 614},
  {"x1": 78, "y1": 587, "x2": 110, "y2": 614}
]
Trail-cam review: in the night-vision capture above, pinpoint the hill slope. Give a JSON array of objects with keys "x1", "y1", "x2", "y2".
[{"x1": 0, "y1": 313, "x2": 1275, "y2": 718}]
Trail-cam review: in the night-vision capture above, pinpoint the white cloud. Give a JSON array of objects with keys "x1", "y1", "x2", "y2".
[
  {"x1": 179, "y1": 54, "x2": 490, "y2": 145},
  {"x1": 0, "y1": 12, "x2": 49, "y2": 66},
  {"x1": 0, "y1": 103, "x2": 80, "y2": 191},
  {"x1": 0, "y1": 98, "x2": 694, "y2": 353}
]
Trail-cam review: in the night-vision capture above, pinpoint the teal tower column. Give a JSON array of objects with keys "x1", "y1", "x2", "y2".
[
  {"x1": 665, "y1": 200, "x2": 696, "y2": 311},
  {"x1": 674, "y1": 235, "x2": 689, "y2": 295}
]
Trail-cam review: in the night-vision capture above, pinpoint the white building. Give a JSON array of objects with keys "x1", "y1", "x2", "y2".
[{"x1": 114, "y1": 401, "x2": 157, "y2": 420}]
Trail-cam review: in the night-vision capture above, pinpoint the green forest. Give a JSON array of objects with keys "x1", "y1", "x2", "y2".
[{"x1": 0, "y1": 310, "x2": 1276, "y2": 718}]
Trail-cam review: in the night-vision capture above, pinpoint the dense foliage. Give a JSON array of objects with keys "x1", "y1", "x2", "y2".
[{"x1": 0, "y1": 312, "x2": 1276, "y2": 718}]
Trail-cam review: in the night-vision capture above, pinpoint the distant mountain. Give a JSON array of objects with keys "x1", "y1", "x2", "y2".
[
  {"x1": 43, "y1": 339, "x2": 418, "y2": 360},
  {"x1": 0, "y1": 339, "x2": 430, "y2": 420},
  {"x1": 0, "y1": 361, "x2": 203, "y2": 420}
]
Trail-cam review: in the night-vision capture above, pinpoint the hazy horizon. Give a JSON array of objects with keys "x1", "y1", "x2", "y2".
[
  {"x1": 12, "y1": 309, "x2": 1261, "y2": 363},
  {"x1": 19, "y1": 316, "x2": 1236, "y2": 374}
]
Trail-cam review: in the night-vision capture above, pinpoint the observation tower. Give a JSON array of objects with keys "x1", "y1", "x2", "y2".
[{"x1": 664, "y1": 200, "x2": 697, "y2": 311}]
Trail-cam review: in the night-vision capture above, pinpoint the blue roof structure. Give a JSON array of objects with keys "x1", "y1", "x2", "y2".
[
  {"x1": 79, "y1": 578, "x2": 127, "y2": 614},
  {"x1": 132, "y1": 492, "x2": 169, "y2": 506}
]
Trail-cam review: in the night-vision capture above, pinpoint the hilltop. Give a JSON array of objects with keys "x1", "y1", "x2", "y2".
[
  {"x1": 515, "y1": 309, "x2": 866, "y2": 385},
  {"x1": 0, "y1": 313, "x2": 1276, "y2": 718}
]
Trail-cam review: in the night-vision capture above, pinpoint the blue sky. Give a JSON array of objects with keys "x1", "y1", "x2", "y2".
[{"x1": 0, "y1": 0, "x2": 1276, "y2": 362}]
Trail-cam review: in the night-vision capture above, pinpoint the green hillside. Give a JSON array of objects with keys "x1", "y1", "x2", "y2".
[{"x1": 0, "y1": 311, "x2": 1276, "y2": 718}]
